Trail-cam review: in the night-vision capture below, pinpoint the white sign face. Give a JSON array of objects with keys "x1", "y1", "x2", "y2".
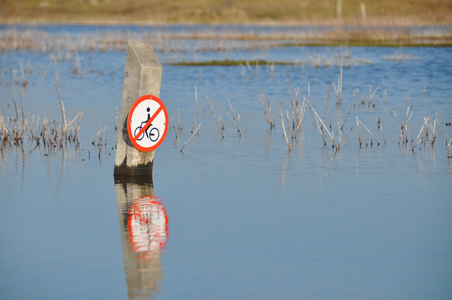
[{"x1": 127, "y1": 95, "x2": 168, "y2": 152}]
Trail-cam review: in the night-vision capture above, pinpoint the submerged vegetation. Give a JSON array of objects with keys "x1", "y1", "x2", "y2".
[
  {"x1": 1, "y1": 25, "x2": 452, "y2": 56},
  {"x1": 164, "y1": 57, "x2": 451, "y2": 155},
  {"x1": 1, "y1": 83, "x2": 83, "y2": 151},
  {"x1": 0, "y1": 24, "x2": 451, "y2": 160}
]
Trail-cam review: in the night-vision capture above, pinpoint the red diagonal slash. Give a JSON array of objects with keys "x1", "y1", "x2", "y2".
[{"x1": 132, "y1": 105, "x2": 164, "y2": 143}]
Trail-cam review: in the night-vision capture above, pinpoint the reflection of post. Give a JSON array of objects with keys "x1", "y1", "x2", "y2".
[{"x1": 115, "y1": 175, "x2": 169, "y2": 300}]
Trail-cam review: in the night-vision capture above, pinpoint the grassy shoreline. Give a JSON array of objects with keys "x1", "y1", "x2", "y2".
[
  {"x1": 1, "y1": 16, "x2": 451, "y2": 28},
  {"x1": 1, "y1": 0, "x2": 452, "y2": 27},
  {"x1": 1, "y1": 17, "x2": 451, "y2": 26},
  {"x1": 2, "y1": 1, "x2": 451, "y2": 47}
]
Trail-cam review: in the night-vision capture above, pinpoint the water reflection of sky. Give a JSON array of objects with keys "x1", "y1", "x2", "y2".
[{"x1": 1, "y1": 25, "x2": 452, "y2": 299}]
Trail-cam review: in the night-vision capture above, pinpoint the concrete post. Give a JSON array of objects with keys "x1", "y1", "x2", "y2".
[{"x1": 114, "y1": 39, "x2": 162, "y2": 177}]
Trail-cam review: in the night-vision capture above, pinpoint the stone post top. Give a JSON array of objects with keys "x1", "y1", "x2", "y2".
[{"x1": 128, "y1": 39, "x2": 162, "y2": 69}]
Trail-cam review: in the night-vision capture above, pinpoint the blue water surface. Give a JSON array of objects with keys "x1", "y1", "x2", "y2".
[{"x1": 1, "y1": 25, "x2": 452, "y2": 300}]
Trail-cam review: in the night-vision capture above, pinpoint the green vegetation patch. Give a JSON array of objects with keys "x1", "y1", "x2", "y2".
[
  {"x1": 167, "y1": 60, "x2": 295, "y2": 66},
  {"x1": 280, "y1": 40, "x2": 452, "y2": 47}
]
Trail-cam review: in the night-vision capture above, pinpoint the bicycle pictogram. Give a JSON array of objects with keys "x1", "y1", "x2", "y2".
[
  {"x1": 127, "y1": 94, "x2": 168, "y2": 152},
  {"x1": 134, "y1": 107, "x2": 160, "y2": 142}
]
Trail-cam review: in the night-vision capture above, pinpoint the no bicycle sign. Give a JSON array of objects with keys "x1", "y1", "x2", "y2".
[{"x1": 127, "y1": 95, "x2": 168, "y2": 152}]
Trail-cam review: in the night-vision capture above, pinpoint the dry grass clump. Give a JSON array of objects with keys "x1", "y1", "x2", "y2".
[
  {"x1": 391, "y1": 106, "x2": 413, "y2": 146},
  {"x1": 411, "y1": 114, "x2": 443, "y2": 151},
  {"x1": 288, "y1": 86, "x2": 307, "y2": 138},
  {"x1": 253, "y1": 71, "x2": 449, "y2": 156},
  {"x1": 300, "y1": 92, "x2": 339, "y2": 153},
  {"x1": 0, "y1": 84, "x2": 83, "y2": 151},
  {"x1": 259, "y1": 82, "x2": 338, "y2": 153}
]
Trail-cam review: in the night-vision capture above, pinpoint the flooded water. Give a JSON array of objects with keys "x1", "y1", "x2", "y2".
[{"x1": 1, "y1": 25, "x2": 452, "y2": 299}]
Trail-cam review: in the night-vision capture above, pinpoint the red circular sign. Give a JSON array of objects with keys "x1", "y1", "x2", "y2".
[{"x1": 127, "y1": 95, "x2": 168, "y2": 152}]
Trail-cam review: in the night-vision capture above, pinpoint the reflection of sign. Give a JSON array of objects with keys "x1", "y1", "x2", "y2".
[
  {"x1": 127, "y1": 195, "x2": 169, "y2": 261},
  {"x1": 127, "y1": 95, "x2": 168, "y2": 152}
]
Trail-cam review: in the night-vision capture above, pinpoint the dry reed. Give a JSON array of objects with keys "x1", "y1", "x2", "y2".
[
  {"x1": 298, "y1": 91, "x2": 338, "y2": 152},
  {"x1": 333, "y1": 66, "x2": 343, "y2": 106},
  {"x1": 172, "y1": 109, "x2": 183, "y2": 139},
  {"x1": 181, "y1": 123, "x2": 201, "y2": 152},
  {"x1": 368, "y1": 85, "x2": 380, "y2": 108},
  {"x1": 278, "y1": 105, "x2": 291, "y2": 152},
  {"x1": 207, "y1": 97, "x2": 224, "y2": 138},
  {"x1": 227, "y1": 98, "x2": 241, "y2": 136},
  {"x1": 376, "y1": 116, "x2": 387, "y2": 144},
  {"x1": 338, "y1": 104, "x2": 352, "y2": 147},
  {"x1": 259, "y1": 91, "x2": 274, "y2": 129},
  {"x1": 356, "y1": 117, "x2": 380, "y2": 146},
  {"x1": 448, "y1": 138, "x2": 452, "y2": 158}
]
